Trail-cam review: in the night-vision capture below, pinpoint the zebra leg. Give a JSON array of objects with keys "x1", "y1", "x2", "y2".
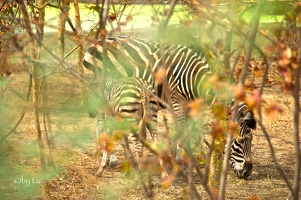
[
  {"x1": 171, "y1": 97, "x2": 186, "y2": 164},
  {"x1": 175, "y1": 143, "x2": 184, "y2": 164},
  {"x1": 148, "y1": 115, "x2": 169, "y2": 180},
  {"x1": 95, "y1": 149, "x2": 108, "y2": 176},
  {"x1": 94, "y1": 113, "x2": 119, "y2": 176},
  {"x1": 129, "y1": 131, "x2": 144, "y2": 164},
  {"x1": 158, "y1": 107, "x2": 184, "y2": 165},
  {"x1": 95, "y1": 135, "x2": 119, "y2": 176},
  {"x1": 94, "y1": 114, "x2": 106, "y2": 176},
  {"x1": 109, "y1": 154, "x2": 119, "y2": 168},
  {"x1": 154, "y1": 128, "x2": 169, "y2": 180}
]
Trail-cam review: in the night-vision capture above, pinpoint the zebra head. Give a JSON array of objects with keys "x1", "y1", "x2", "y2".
[
  {"x1": 232, "y1": 127, "x2": 253, "y2": 179},
  {"x1": 227, "y1": 99, "x2": 257, "y2": 179},
  {"x1": 228, "y1": 100, "x2": 256, "y2": 127}
]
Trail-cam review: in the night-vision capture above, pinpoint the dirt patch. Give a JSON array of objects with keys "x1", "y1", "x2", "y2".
[{"x1": 1, "y1": 70, "x2": 300, "y2": 199}]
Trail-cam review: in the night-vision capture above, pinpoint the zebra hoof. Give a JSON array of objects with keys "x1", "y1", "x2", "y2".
[
  {"x1": 109, "y1": 160, "x2": 119, "y2": 168},
  {"x1": 175, "y1": 156, "x2": 184, "y2": 164},
  {"x1": 94, "y1": 168, "x2": 104, "y2": 177},
  {"x1": 161, "y1": 171, "x2": 169, "y2": 181},
  {"x1": 109, "y1": 155, "x2": 119, "y2": 168},
  {"x1": 175, "y1": 148, "x2": 184, "y2": 164}
]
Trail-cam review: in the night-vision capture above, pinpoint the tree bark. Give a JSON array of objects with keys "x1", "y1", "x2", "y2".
[
  {"x1": 95, "y1": 0, "x2": 110, "y2": 41},
  {"x1": 73, "y1": 0, "x2": 85, "y2": 104},
  {"x1": 37, "y1": 0, "x2": 45, "y2": 42},
  {"x1": 58, "y1": 0, "x2": 70, "y2": 58},
  {"x1": 74, "y1": 0, "x2": 84, "y2": 73},
  {"x1": 291, "y1": 26, "x2": 301, "y2": 200},
  {"x1": 20, "y1": 0, "x2": 46, "y2": 172}
]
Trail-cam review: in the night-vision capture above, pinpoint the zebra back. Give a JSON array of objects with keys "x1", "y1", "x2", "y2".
[
  {"x1": 83, "y1": 36, "x2": 215, "y2": 106},
  {"x1": 94, "y1": 77, "x2": 158, "y2": 176},
  {"x1": 104, "y1": 78, "x2": 157, "y2": 136}
]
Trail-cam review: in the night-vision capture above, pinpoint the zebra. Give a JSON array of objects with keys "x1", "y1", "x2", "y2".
[
  {"x1": 94, "y1": 77, "x2": 167, "y2": 177},
  {"x1": 83, "y1": 36, "x2": 215, "y2": 162},
  {"x1": 225, "y1": 100, "x2": 257, "y2": 179},
  {"x1": 83, "y1": 36, "x2": 215, "y2": 117}
]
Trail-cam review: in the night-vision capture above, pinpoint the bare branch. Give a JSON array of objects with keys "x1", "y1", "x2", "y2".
[
  {"x1": 218, "y1": 127, "x2": 232, "y2": 200},
  {"x1": 183, "y1": 143, "x2": 202, "y2": 200},
  {"x1": 0, "y1": 72, "x2": 32, "y2": 144},
  {"x1": 256, "y1": 119, "x2": 294, "y2": 195},
  {"x1": 239, "y1": 0, "x2": 265, "y2": 85},
  {"x1": 200, "y1": 138, "x2": 216, "y2": 200},
  {"x1": 121, "y1": 135, "x2": 154, "y2": 199},
  {"x1": 289, "y1": 27, "x2": 301, "y2": 200},
  {"x1": 219, "y1": 1, "x2": 265, "y2": 198},
  {"x1": 159, "y1": 0, "x2": 179, "y2": 32},
  {"x1": 19, "y1": 0, "x2": 46, "y2": 172},
  {"x1": 95, "y1": 0, "x2": 110, "y2": 40}
]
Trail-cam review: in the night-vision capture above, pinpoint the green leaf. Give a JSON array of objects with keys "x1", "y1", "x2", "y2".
[{"x1": 0, "y1": 77, "x2": 8, "y2": 87}]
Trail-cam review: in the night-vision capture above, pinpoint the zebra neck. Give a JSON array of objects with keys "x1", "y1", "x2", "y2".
[{"x1": 238, "y1": 121, "x2": 252, "y2": 137}]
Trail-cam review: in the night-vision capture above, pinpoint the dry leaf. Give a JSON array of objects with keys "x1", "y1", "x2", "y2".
[
  {"x1": 266, "y1": 103, "x2": 284, "y2": 120},
  {"x1": 232, "y1": 84, "x2": 246, "y2": 101},
  {"x1": 154, "y1": 68, "x2": 166, "y2": 85}
]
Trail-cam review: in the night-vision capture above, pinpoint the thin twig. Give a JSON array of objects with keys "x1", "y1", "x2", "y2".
[
  {"x1": 37, "y1": 22, "x2": 100, "y2": 81},
  {"x1": 201, "y1": 138, "x2": 216, "y2": 200},
  {"x1": 256, "y1": 119, "x2": 294, "y2": 195},
  {"x1": 218, "y1": 126, "x2": 232, "y2": 200},
  {"x1": 20, "y1": 0, "x2": 46, "y2": 172},
  {"x1": 183, "y1": 145, "x2": 202, "y2": 200},
  {"x1": 239, "y1": 0, "x2": 264, "y2": 85},
  {"x1": 219, "y1": 1, "x2": 265, "y2": 198},
  {"x1": 40, "y1": 75, "x2": 55, "y2": 169},
  {"x1": 121, "y1": 135, "x2": 154, "y2": 199},
  {"x1": 159, "y1": 0, "x2": 179, "y2": 32},
  {"x1": 95, "y1": 0, "x2": 110, "y2": 40}
]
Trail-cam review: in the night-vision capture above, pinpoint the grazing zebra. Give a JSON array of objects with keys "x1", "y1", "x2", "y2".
[
  {"x1": 83, "y1": 36, "x2": 215, "y2": 163},
  {"x1": 225, "y1": 100, "x2": 257, "y2": 179},
  {"x1": 94, "y1": 77, "x2": 164, "y2": 177},
  {"x1": 83, "y1": 36, "x2": 215, "y2": 122}
]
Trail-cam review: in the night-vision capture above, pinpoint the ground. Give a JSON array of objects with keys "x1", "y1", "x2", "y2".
[{"x1": 1, "y1": 66, "x2": 300, "y2": 200}]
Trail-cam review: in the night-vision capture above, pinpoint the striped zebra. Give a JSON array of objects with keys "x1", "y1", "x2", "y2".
[
  {"x1": 83, "y1": 36, "x2": 215, "y2": 123},
  {"x1": 225, "y1": 100, "x2": 257, "y2": 179},
  {"x1": 94, "y1": 77, "x2": 166, "y2": 177},
  {"x1": 83, "y1": 36, "x2": 215, "y2": 162}
]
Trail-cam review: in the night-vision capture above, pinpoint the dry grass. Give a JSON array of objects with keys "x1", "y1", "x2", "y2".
[{"x1": 1, "y1": 68, "x2": 300, "y2": 200}]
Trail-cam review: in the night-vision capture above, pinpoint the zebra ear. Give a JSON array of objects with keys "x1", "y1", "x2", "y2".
[{"x1": 237, "y1": 136, "x2": 244, "y2": 143}]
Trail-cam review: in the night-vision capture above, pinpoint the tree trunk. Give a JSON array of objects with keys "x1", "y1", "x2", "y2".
[
  {"x1": 74, "y1": 0, "x2": 84, "y2": 73},
  {"x1": 58, "y1": 0, "x2": 70, "y2": 58},
  {"x1": 291, "y1": 22, "x2": 301, "y2": 200},
  {"x1": 20, "y1": 0, "x2": 46, "y2": 173},
  {"x1": 37, "y1": 0, "x2": 45, "y2": 42},
  {"x1": 73, "y1": 0, "x2": 85, "y2": 104},
  {"x1": 208, "y1": 139, "x2": 223, "y2": 190},
  {"x1": 95, "y1": 0, "x2": 110, "y2": 40}
]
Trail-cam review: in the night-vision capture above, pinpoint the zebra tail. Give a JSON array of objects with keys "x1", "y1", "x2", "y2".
[{"x1": 140, "y1": 88, "x2": 148, "y2": 140}]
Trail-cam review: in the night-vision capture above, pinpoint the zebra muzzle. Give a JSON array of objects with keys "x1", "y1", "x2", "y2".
[{"x1": 236, "y1": 161, "x2": 252, "y2": 179}]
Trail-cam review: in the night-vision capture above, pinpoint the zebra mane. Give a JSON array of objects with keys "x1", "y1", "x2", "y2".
[{"x1": 188, "y1": 44, "x2": 204, "y2": 58}]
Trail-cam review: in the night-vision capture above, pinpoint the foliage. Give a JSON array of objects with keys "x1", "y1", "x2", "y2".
[{"x1": 0, "y1": 0, "x2": 300, "y2": 199}]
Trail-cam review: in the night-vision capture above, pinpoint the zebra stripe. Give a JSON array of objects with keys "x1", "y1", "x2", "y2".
[
  {"x1": 94, "y1": 77, "x2": 159, "y2": 177},
  {"x1": 83, "y1": 36, "x2": 215, "y2": 168},
  {"x1": 226, "y1": 101, "x2": 256, "y2": 179},
  {"x1": 83, "y1": 36, "x2": 214, "y2": 114}
]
